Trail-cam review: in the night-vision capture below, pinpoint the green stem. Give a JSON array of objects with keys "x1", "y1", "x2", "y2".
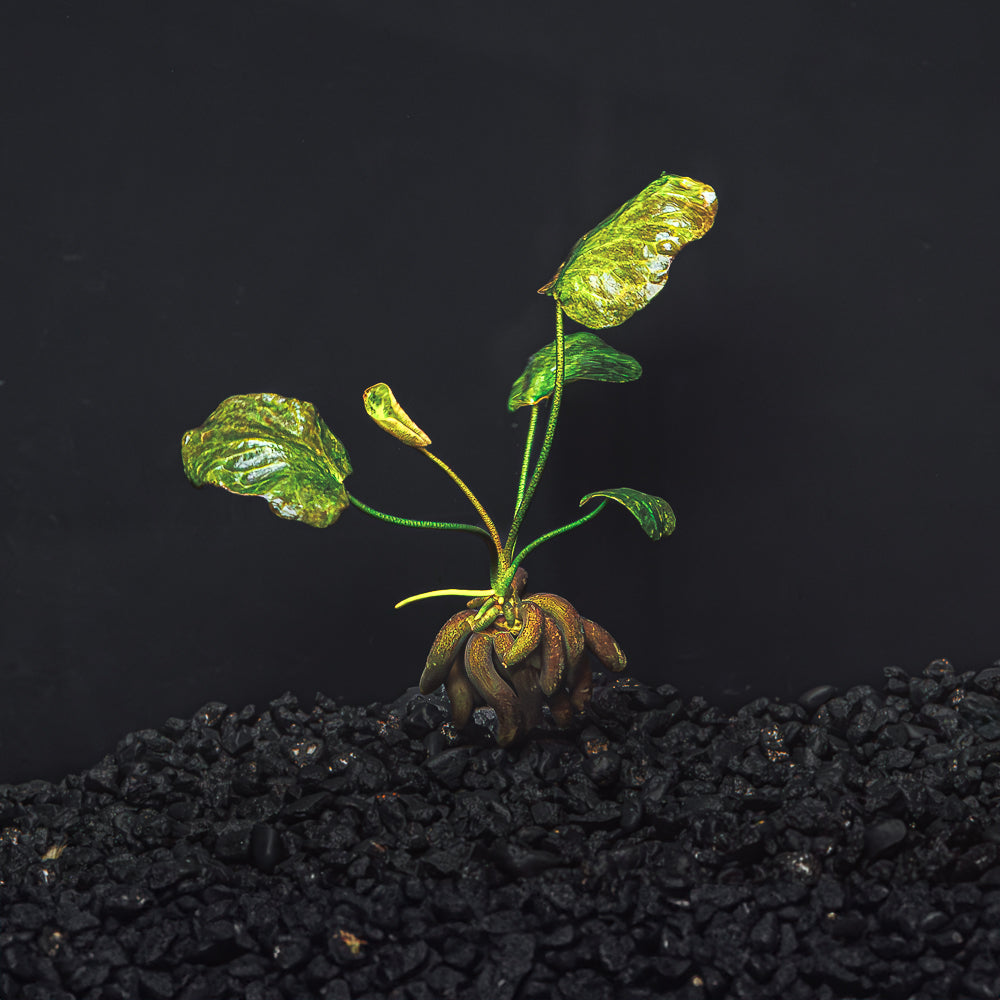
[
  {"x1": 347, "y1": 493, "x2": 492, "y2": 540},
  {"x1": 418, "y1": 447, "x2": 505, "y2": 561},
  {"x1": 514, "y1": 404, "x2": 540, "y2": 511},
  {"x1": 495, "y1": 501, "x2": 607, "y2": 596},
  {"x1": 504, "y1": 302, "x2": 565, "y2": 564},
  {"x1": 512, "y1": 501, "x2": 607, "y2": 570}
]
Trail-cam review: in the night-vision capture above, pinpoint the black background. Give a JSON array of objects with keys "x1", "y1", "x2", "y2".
[{"x1": 3, "y1": 1, "x2": 997, "y2": 783}]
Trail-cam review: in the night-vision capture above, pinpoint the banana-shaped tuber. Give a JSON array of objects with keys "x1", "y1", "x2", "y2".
[
  {"x1": 419, "y1": 569, "x2": 629, "y2": 747},
  {"x1": 537, "y1": 612, "x2": 566, "y2": 696},
  {"x1": 582, "y1": 617, "x2": 627, "y2": 673},
  {"x1": 509, "y1": 663, "x2": 544, "y2": 731},
  {"x1": 445, "y1": 659, "x2": 476, "y2": 729},
  {"x1": 528, "y1": 593, "x2": 586, "y2": 668},
  {"x1": 464, "y1": 632, "x2": 520, "y2": 746},
  {"x1": 504, "y1": 599, "x2": 544, "y2": 668},
  {"x1": 568, "y1": 660, "x2": 594, "y2": 712},
  {"x1": 420, "y1": 609, "x2": 475, "y2": 694}
]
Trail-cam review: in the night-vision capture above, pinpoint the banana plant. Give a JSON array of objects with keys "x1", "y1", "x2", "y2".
[{"x1": 182, "y1": 172, "x2": 717, "y2": 746}]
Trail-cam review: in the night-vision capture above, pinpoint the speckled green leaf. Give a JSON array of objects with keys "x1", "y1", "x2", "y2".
[
  {"x1": 539, "y1": 173, "x2": 717, "y2": 329},
  {"x1": 580, "y1": 487, "x2": 675, "y2": 540},
  {"x1": 182, "y1": 392, "x2": 352, "y2": 528},
  {"x1": 363, "y1": 382, "x2": 431, "y2": 447},
  {"x1": 507, "y1": 332, "x2": 642, "y2": 411}
]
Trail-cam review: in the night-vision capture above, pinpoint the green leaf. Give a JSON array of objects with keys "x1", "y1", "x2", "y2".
[
  {"x1": 539, "y1": 173, "x2": 717, "y2": 329},
  {"x1": 507, "y1": 331, "x2": 642, "y2": 411},
  {"x1": 181, "y1": 392, "x2": 352, "y2": 528},
  {"x1": 363, "y1": 382, "x2": 431, "y2": 447},
  {"x1": 580, "y1": 487, "x2": 675, "y2": 540}
]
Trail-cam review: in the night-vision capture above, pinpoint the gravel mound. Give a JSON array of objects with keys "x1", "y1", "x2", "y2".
[{"x1": 3, "y1": 658, "x2": 1000, "y2": 999}]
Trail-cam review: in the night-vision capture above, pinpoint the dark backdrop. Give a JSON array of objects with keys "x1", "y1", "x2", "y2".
[{"x1": 3, "y1": 1, "x2": 997, "y2": 783}]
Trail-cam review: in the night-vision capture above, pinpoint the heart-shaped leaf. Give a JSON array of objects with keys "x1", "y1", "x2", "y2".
[
  {"x1": 363, "y1": 382, "x2": 431, "y2": 447},
  {"x1": 580, "y1": 487, "x2": 675, "y2": 540},
  {"x1": 182, "y1": 392, "x2": 352, "y2": 527},
  {"x1": 539, "y1": 173, "x2": 717, "y2": 329},
  {"x1": 507, "y1": 331, "x2": 642, "y2": 411}
]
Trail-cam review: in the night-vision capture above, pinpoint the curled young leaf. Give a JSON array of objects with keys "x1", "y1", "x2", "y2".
[
  {"x1": 539, "y1": 173, "x2": 717, "y2": 329},
  {"x1": 507, "y1": 331, "x2": 642, "y2": 411},
  {"x1": 181, "y1": 392, "x2": 352, "y2": 528},
  {"x1": 580, "y1": 487, "x2": 676, "y2": 540},
  {"x1": 363, "y1": 383, "x2": 431, "y2": 448}
]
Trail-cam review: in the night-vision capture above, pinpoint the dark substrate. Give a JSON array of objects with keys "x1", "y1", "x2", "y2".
[{"x1": 3, "y1": 659, "x2": 1000, "y2": 1000}]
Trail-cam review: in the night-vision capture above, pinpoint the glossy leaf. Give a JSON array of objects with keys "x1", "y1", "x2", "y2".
[
  {"x1": 507, "y1": 331, "x2": 642, "y2": 411},
  {"x1": 182, "y1": 392, "x2": 352, "y2": 528},
  {"x1": 538, "y1": 173, "x2": 717, "y2": 329},
  {"x1": 363, "y1": 382, "x2": 431, "y2": 447},
  {"x1": 580, "y1": 487, "x2": 675, "y2": 540}
]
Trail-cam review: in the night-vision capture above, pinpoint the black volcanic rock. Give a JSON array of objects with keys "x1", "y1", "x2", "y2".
[{"x1": 4, "y1": 659, "x2": 1000, "y2": 999}]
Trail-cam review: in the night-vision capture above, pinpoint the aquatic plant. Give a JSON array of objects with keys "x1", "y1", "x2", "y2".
[{"x1": 181, "y1": 173, "x2": 717, "y2": 745}]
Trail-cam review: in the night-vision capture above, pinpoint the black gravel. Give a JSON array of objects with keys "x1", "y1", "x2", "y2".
[{"x1": 4, "y1": 659, "x2": 1000, "y2": 999}]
